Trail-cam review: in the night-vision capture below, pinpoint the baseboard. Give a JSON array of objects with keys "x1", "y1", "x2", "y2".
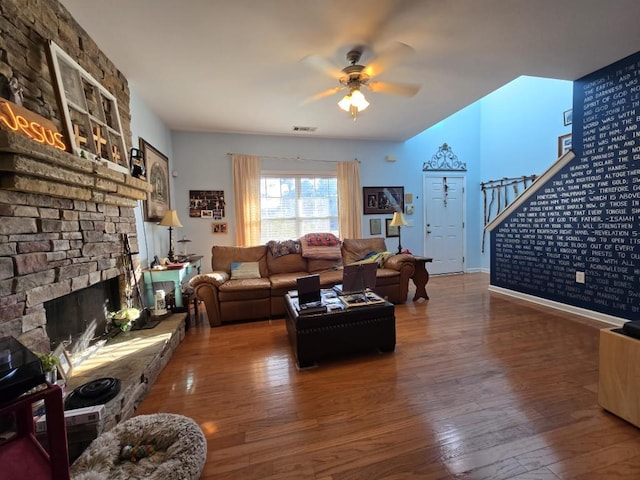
[{"x1": 488, "y1": 285, "x2": 626, "y2": 327}]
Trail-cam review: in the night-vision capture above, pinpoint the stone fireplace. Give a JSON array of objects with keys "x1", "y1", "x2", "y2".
[
  {"x1": 0, "y1": 0, "x2": 148, "y2": 354},
  {"x1": 0, "y1": 130, "x2": 151, "y2": 354},
  {"x1": 44, "y1": 275, "x2": 120, "y2": 355}
]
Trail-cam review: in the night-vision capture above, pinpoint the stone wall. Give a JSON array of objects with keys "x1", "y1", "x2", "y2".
[
  {"x1": 0, "y1": 0, "x2": 141, "y2": 352},
  {"x1": 0, "y1": 130, "x2": 151, "y2": 352},
  {"x1": 0, "y1": 0, "x2": 131, "y2": 145}
]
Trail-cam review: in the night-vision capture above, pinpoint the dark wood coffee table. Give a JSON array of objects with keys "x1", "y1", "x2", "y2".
[{"x1": 284, "y1": 292, "x2": 396, "y2": 368}]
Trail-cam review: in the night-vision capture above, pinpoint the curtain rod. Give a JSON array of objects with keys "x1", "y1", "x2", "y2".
[{"x1": 227, "y1": 153, "x2": 360, "y2": 164}]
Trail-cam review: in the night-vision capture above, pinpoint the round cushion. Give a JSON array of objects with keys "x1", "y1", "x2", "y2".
[{"x1": 70, "y1": 413, "x2": 207, "y2": 480}]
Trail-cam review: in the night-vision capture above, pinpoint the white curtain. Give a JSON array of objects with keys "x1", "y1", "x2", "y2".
[
  {"x1": 232, "y1": 154, "x2": 261, "y2": 246},
  {"x1": 337, "y1": 160, "x2": 362, "y2": 239}
]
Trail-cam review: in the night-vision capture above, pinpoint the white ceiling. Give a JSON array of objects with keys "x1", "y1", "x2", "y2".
[{"x1": 60, "y1": 0, "x2": 640, "y2": 142}]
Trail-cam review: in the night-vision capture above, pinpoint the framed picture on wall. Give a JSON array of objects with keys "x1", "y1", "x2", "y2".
[
  {"x1": 189, "y1": 190, "x2": 226, "y2": 218},
  {"x1": 385, "y1": 218, "x2": 399, "y2": 238},
  {"x1": 558, "y1": 133, "x2": 572, "y2": 157},
  {"x1": 212, "y1": 222, "x2": 228, "y2": 234},
  {"x1": 563, "y1": 109, "x2": 573, "y2": 126},
  {"x1": 369, "y1": 218, "x2": 382, "y2": 236},
  {"x1": 363, "y1": 186, "x2": 405, "y2": 215},
  {"x1": 140, "y1": 138, "x2": 170, "y2": 222}
]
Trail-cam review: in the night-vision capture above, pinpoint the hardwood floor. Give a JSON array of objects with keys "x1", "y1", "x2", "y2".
[{"x1": 137, "y1": 273, "x2": 640, "y2": 479}]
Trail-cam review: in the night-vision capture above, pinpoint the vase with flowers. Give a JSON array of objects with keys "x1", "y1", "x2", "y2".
[{"x1": 108, "y1": 307, "x2": 142, "y2": 332}]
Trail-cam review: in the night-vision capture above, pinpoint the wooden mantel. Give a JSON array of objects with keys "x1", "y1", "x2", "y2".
[{"x1": 0, "y1": 130, "x2": 152, "y2": 207}]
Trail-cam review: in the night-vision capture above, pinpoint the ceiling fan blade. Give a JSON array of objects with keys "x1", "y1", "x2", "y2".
[
  {"x1": 364, "y1": 42, "x2": 414, "y2": 78},
  {"x1": 302, "y1": 86, "x2": 345, "y2": 104},
  {"x1": 367, "y1": 81, "x2": 420, "y2": 97},
  {"x1": 301, "y1": 54, "x2": 344, "y2": 80}
]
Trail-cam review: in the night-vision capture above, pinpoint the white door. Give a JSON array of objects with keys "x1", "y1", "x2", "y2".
[{"x1": 423, "y1": 175, "x2": 465, "y2": 274}]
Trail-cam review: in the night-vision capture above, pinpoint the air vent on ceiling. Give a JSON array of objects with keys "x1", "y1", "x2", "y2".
[{"x1": 292, "y1": 126, "x2": 317, "y2": 132}]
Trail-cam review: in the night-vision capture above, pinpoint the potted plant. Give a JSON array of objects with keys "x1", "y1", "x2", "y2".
[{"x1": 37, "y1": 352, "x2": 59, "y2": 384}]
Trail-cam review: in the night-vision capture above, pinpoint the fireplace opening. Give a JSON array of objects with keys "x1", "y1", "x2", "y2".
[{"x1": 45, "y1": 277, "x2": 121, "y2": 355}]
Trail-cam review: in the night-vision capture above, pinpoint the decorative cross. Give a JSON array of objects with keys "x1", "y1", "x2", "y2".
[
  {"x1": 73, "y1": 123, "x2": 87, "y2": 149},
  {"x1": 92, "y1": 125, "x2": 108, "y2": 157},
  {"x1": 111, "y1": 144, "x2": 122, "y2": 165}
]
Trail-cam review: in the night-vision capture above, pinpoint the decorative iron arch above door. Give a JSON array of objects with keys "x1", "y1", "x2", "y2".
[{"x1": 423, "y1": 143, "x2": 466, "y2": 171}]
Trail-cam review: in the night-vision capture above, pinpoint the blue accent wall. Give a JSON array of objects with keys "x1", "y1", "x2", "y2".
[
  {"x1": 491, "y1": 51, "x2": 640, "y2": 319},
  {"x1": 405, "y1": 76, "x2": 572, "y2": 271}
]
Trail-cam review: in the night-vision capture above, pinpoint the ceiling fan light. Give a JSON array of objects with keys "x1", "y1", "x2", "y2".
[
  {"x1": 350, "y1": 89, "x2": 369, "y2": 110},
  {"x1": 338, "y1": 95, "x2": 352, "y2": 112}
]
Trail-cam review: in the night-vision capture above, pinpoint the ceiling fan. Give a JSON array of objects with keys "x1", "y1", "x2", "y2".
[{"x1": 303, "y1": 42, "x2": 421, "y2": 120}]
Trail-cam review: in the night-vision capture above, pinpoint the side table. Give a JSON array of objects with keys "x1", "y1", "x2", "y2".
[
  {"x1": 411, "y1": 256, "x2": 433, "y2": 301},
  {"x1": 142, "y1": 255, "x2": 202, "y2": 310},
  {"x1": 598, "y1": 328, "x2": 640, "y2": 427}
]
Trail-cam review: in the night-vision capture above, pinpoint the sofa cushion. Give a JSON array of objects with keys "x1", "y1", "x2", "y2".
[
  {"x1": 317, "y1": 268, "x2": 343, "y2": 286},
  {"x1": 218, "y1": 278, "x2": 271, "y2": 302},
  {"x1": 374, "y1": 267, "x2": 401, "y2": 286},
  {"x1": 308, "y1": 258, "x2": 342, "y2": 274},
  {"x1": 269, "y1": 271, "x2": 309, "y2": 292},
  {"x1": 267, "y1": 251, "x2": 308, "y2": 275},
  {"x1": 342, "y1": 238, "x2": 388, "y2": 264},
  {"x1": 212, "y1": 245, "x2": 268, "y2": 276},
  {"x1": 301, "y1": 244, "x2": 342, "y2": 260},
  {"x1": 230, "y1": 261, "x2": 261, "y2": 279}
]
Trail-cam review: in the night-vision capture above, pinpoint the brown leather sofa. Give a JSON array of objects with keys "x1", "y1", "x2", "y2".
[{"x1": 190, "y1": 238, "x2": 415, "y2": 327}]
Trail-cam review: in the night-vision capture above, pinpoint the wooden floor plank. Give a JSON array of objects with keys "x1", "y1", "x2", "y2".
[{"x1": 136, "y1": 273, "x2": 640, "y2": 479}]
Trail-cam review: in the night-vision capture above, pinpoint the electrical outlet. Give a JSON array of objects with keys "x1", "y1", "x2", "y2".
[{"x1": 576, "y1": 271, "x2": 585, "y2": 284}]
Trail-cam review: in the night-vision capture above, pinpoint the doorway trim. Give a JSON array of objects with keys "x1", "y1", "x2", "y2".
[{"x1": 422, "y1": 173, "x2": 467, "y2": 274}]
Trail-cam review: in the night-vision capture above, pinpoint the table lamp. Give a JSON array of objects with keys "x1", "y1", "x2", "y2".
[
  {"x1": 389, "y1": 211, "x2": 409, "y2": 254},
  {"x1": 159, "y1": 210, "x2": 183, "y2": 262}
]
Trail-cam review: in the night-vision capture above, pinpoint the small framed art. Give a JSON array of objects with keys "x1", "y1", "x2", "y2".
[
  {"x1": 212, "y1": 222, "x2": 228, "y2": 234},
  {"x1": 385, "y1": 218, "x2": 399, "y2": 238},
  {"x1": 369, "y1": 218, "x2": 382, "y2": 236},
  {"x1": 54, "y1": 344, "x2": 73, "y2": 382},
  {"x1": 558, "y1": 133, "x2": 572, "y2": 156}
]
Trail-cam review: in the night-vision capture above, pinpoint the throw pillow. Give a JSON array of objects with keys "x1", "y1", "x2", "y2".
[
  {"x1": 303, "y1": 232, "x2": 340, "y2": 247},
  {"x1": 230, "y1": 262, "x2": 261, "y2": 279}
]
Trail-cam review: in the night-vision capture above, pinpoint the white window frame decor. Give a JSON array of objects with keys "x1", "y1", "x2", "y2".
[
  {"x1": 260, "y1": 172, "x2": 339, "y2": 243},
  {"x1": 48, "y1": 41, "x2": 129, "y2": 173}
]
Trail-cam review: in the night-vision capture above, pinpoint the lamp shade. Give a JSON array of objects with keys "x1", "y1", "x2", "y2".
[
  {"x1": 389, "y1": 211, "x2": 409, "y2": 227},
  {"x1": 159, "y1": 209, "x2": 183, "y2": 227}
]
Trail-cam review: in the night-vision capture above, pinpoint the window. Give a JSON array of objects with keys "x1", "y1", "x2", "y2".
[
  {"x1": 48, "y1": 41, "x2": 129, "y2": 173},
  {"x1": 260, "y1": 174, "x2": 338, "y2": 242}
]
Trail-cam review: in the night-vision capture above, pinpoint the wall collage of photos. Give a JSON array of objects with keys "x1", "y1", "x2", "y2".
[{"x1": 189, "y1": 190, "x2": 227, "y2": 234}]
